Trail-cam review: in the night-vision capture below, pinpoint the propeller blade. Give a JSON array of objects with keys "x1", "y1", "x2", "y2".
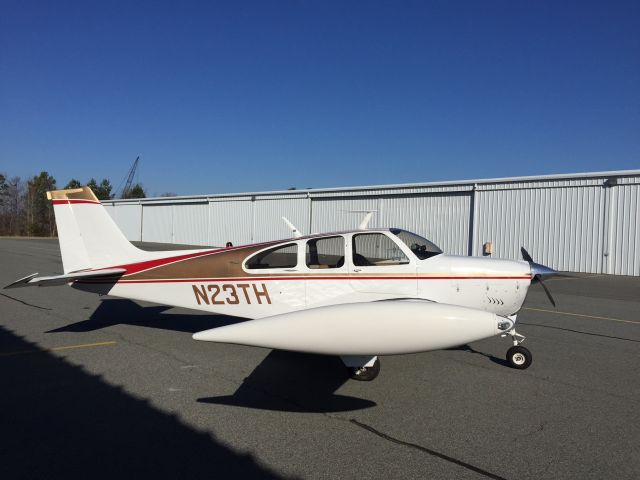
[
  {"x1": 521, "y1": 245, "x2": 558, "y2": 307},
  {"x1": 520, "y1": 246, "x2": 533, "y2": 263},
  {"x1": 537, "y1": 275, "x2": 557, "y2": 307}
]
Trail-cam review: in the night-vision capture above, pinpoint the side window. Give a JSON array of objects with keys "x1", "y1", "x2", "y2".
[
  {"x1": 352, "y1": 233, "x2": 409, "y2": 266},
  {"x1": 306, "y1": 236, "x2": 345, "y2": 269},
  {"x1": 245, "y1": 243, "x2": 298, "y2": 269}
]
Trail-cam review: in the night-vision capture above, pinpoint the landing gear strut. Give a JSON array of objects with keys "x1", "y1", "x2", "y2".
[
  {"x1": 341, "y1": 355, "x2": 381, "y2": 381},
  {"x1": 502, "y1": 319, "x2": 532, "y2": 369}
]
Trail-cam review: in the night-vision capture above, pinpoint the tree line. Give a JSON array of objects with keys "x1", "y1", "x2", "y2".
[{"x1": 0, "y1": 171, "x2": 146, "y2": 237}]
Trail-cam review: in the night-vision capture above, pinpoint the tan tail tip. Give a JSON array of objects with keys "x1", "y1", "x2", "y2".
[{"x1": 46, "y1": 187, "x2": 98, "y2": 202}]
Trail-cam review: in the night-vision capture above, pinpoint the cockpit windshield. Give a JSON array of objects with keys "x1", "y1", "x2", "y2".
[{"x1": 391, "y1": 229, "x2": 442, "y2": 260}]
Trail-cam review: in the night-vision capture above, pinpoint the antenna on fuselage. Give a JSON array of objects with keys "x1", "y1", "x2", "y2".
[
  {"x1": 341, "y1": 209, "x2": 377, "y2": 230},
  {"x1": 341, "y1": 210, "x2": 378, "y2": 230},
  {"x1": 282, "y1": 217, "x2": 302, "y2": 238},
  {"x1": 358, "y1": 211, "x2": 376, "y2": 230}
]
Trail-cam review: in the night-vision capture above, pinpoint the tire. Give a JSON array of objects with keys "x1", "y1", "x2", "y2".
[
  {"x1": 506, "y1": 345, "x2": 532, "y2": 370},
  {"x1": 349, "y1": 358, "x2": 381, "y2": 381}
]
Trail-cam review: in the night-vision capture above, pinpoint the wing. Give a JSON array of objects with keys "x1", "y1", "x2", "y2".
[
  {"x1": 192, "y1": 299, "x2": 512, "y2": 356},
  {"x1": 4, "y1": 269, "x2": 126, "y2": 289}
]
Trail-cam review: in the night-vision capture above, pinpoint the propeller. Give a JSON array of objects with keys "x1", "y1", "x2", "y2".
[{"x1": 521, "y1": 247, "x2": 558, "y2": 307}]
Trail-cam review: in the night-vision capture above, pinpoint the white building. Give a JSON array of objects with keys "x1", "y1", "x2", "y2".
[{"x1": 103, "y1": 170, "x2": 640, "y2": 276}]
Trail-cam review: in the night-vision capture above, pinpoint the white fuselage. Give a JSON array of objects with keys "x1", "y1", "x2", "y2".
[{"x1": 74, "y1": 230, "x2": 531, "y2": 320}]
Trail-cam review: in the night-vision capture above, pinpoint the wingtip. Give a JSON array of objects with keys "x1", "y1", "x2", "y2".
[{"x1": 4, "y1": 273, "x2": 39, "y2": 289}]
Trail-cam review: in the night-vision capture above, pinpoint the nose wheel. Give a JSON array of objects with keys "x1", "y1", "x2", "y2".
[
  {"x1": 506, "y1": 345, "x2": 532, "y2": 369},
  {"x1": 502, "y1": 327, "x2": 533, "y2": 370},
  {"x1": 349, "y1": 358, "x2": 381, "y2": 381}
]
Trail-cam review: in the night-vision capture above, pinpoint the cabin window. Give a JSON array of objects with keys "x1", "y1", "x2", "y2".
[
  {"x1": 352, "y1": 233, "x2": 409, "y2": 266},
  {"x1": 306, "y1": 236, "x2": 345, "y2": 269},
  {"x1": 391, "y1": 229, "x2": 442, "y2": 260},
  {"x1": 245, "y1": 243, "x2": 298, "y2": 269}
]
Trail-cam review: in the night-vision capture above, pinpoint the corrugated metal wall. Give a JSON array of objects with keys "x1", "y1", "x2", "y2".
[
  {"x1": 103, "y1": 171, "x2": 640, "y2": 275},
  {"x1": 104, "y1": 203, "x2": 142, "y2": 241},
  {"x1": 141, "y1": 205, "x2": 173, "y2": 243},
  {"x1": 253, "y1": 196, "x2": 310, "y2": 243},
  {"x1": 172, "y1": 203, "x2": 209, "y2": 246},
  {"x1": 380, "y1": 194, "x2": 470, "y2": 256},
  {"x1": 311, "y1": 197, "x2": 380, "y2": 232},
  {"x1": 209, "y1": 199, "x2": 253, "y2": 246},
  {"x1": 473, "y1": 186, "x2": 607, "y2": 273},
  {"x1": 608, "y1": 181, "x2": 640, "y2": 276}
]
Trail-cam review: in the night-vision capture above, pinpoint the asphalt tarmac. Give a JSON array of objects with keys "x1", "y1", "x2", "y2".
[{"x1": 1, "y1": 238, "x2": 639, "y2": 479}]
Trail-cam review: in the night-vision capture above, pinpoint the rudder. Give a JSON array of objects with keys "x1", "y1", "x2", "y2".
[{"x1": 48, "y1": 187, "x2": 147, "y2": 273}]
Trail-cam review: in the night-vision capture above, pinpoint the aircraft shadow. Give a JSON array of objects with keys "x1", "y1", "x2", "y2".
[
  {"x1": 49, "y1": 300, "x2": 375, "y2": 413},
  {"x1": 0, "y1": 325, "x2": 283, "y2": 479},
  {"x1": 47, "y1": 298, "x2": 244, "y2": 334},
  {"x1": 198, "y1": 350, "x2": 376, "y2": 413},
  {"x1": 448, "y1": 344, "x2": 509, "y2": 367}
]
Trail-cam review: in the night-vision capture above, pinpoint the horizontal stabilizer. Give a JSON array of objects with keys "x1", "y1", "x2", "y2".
[{"x1": 4, "y1": 268, "x2": 126, "y2": 289}]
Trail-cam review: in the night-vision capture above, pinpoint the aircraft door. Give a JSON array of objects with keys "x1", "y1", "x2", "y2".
[
  {"x1": 349, "y1": 232, "x2": 417, "y2": 296},
  {"x1": 243, "y1": 242, "x2": 306, "y2": 313},
  {"x1": 303, "y1": 235, "x2": 352, "y2": 308}
]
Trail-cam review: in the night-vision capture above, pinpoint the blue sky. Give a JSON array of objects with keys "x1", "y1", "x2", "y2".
[{"x1": 1, "y1": 1, "x2": 638, "y2": 196}]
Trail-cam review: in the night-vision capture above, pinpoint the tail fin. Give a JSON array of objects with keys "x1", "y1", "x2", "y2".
[{"x1": 48, "y1": 187, "x2": 147, "y2": 273}]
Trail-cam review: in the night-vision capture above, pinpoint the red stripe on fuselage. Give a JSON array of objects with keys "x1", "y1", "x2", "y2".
[
  {"x1": 77, "y1": 275, "x2": 532, "y2": 284},
  {"x1": 90, "y1": 241, "x2": 283, "y2": 276},
  {"x1": 52, "y1": 199, "x2": 101, "y2": 205},
  {"x1": 96, "y1": 249, "x2": 222, "y2": 275}
]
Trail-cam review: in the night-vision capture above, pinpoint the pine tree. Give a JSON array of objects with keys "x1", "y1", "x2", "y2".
[
  {"x1": 64, "y1": 179, "x2": 82, "y2": 189},
  {"x1": 26, "y1": 172, "x2": 57, "y2": 236},
  {"x1": 124, "y1": 183, "x2": 146, "y2": 199},
  {"x1": 87, "y1": 178, "x2": 113, "y2": 200}
]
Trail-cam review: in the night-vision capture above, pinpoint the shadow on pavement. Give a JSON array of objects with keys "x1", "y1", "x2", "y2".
[
  {"x1": 47, "y1": 298, "x2": 243, "y2": 334},
  {"x1": 448, "y1": 344, "x2": 509, "y2": 367},
  {"x1": 48, "y1": 299, "x2": 375, "y2": 413},
  {"x1": 0, "y1": 325, "x2": 284, "y2": 479},
  {"x1": 199, "y1": 350, "x2": 376, "y2": 413}
]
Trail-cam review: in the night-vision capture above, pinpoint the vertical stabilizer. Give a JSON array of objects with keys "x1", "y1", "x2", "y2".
[{"x1": 48, "y1": 187, "x2": 148, "y2": 273}]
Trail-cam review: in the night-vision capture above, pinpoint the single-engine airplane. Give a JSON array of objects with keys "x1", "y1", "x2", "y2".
[{"x1": 6, "y1": 186, "x2": 559, "y2": 381}]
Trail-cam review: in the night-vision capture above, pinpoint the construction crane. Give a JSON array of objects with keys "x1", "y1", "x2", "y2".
[{"x1": 118, "y1": 156, "x2": 139, "y2": 199}]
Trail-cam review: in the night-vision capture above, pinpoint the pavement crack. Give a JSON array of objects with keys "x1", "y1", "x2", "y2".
[
  {"x1": 0, "y1": 293, "x2": 52, "y2": 310},
  {"x1": 347, "y1": 418, "x2": 509, "y2": 480}
]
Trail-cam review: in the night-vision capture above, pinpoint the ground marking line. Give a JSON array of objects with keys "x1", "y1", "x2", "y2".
[
  {"x1": 522, "y1": 307, "x2": 639, "y2": 325},
  {"x1": 0, "y1": 341, "x2": 117, "y2": 357}
]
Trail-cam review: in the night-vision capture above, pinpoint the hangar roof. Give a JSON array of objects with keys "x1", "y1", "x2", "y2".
[{"x1": 104, "y1": 169, "x2": 640, "y2": 205}]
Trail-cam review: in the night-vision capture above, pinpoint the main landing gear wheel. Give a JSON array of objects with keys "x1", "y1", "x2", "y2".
[
  {"x1": 506, "y1": 345, "x2": 532, "y2": 370},
  {"x1": 349, "y1": 358, "x2": 381, "y2": 381}
]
